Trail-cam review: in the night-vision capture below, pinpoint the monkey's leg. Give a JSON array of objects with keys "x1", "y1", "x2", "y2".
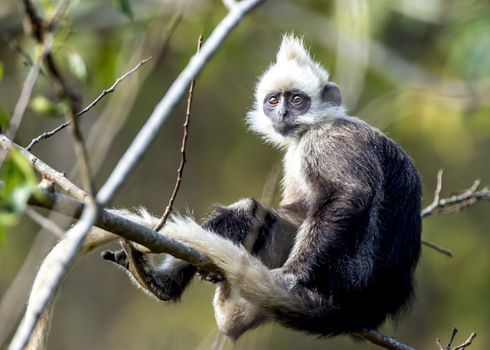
[
  {"x1": 196, "y1": 199, "x2": 297, "y2": 339},
  {"x1": 102, "y1": 208, "x2": 197, "y2": 301},
  {"x1": 199, "y1": 198, "x2": 296, "y2": 279},
  {"x1": 212, "y1": 282, "x2": 267, "y2": 340},
  {"x1": 103, "y1": 241, "x2": 196, "y2": 301}
]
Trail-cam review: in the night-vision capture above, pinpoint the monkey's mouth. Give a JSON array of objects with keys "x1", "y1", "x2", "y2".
[{"x1": 273, "y1": 122, "x2": 302, "y2": 137}]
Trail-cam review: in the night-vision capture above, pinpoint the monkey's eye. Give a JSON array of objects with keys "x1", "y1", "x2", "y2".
[
  {"x1": 291, "y1": 95, "x2": 303, "y2": 105},
  {"x1": 268, "y1": 96, "x2": 279, "y2": 105}
]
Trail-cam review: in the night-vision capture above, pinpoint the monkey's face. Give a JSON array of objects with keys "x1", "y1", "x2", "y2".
[
  {"x1": 263, "y1": 89, "x2": 311, "y2": 136},
  {"x1": 246, "y1": 34, "x2": 344, "y2": 147}
]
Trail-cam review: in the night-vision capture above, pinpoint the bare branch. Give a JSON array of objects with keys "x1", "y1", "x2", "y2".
[
  {"x1": 6, "y1": 58, "x2": 44, "y2": 139},
  {"x1": 154, "y1": 35, "x2": 202, "y2": 232},
  {"x1": 422, "y1": 240, "x2": 453, "y2": 257},
  {"x1": 260, "y1": 165, "x2": 281, "y2": 206},
  {"x1": 446, "y1": 328, "x2": 458, "y2": 350},
  {"x1": 96, "y1": 0, "x2": 265, "y2": 206},
  {"x1": 453, "y1": 333, "x2": 477, "y2": 350},
  {"x1": 421, "y1": 173, "x2": 489, "y2": 218},
  {"x1": 8, "y1": 202, "x2": 99, "y2": 350},
  {"x1": 19, "y1": 185, "x2": 214, "y2": 270},
  {"x1": 25, "y1": 207, "x2": 64, "y2": 237},
  {"x1": 26, "y1": 57, "x2": 153, "y2": 151},
  {"x1": 420, "y1": 171, "x2": 489, "y2": 257},
  {"x1": 437, "y1": 328, "x2": 477, "y2": 350}
]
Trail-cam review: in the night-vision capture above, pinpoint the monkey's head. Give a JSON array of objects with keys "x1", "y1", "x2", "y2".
[{"x1": 247, "y1": 34, "x2": 343, "y2": 147}]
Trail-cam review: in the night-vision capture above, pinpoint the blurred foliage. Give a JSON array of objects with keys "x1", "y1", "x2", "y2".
[
  {"x1": 114, "y1": 0, "x2": 135, "y2": 21},
  {"x1": 0, "y1": 0, "x2": 489, "y2": 349},
  {"x1": 0, "y1": 150, "x2": 39, "y2": 241}
]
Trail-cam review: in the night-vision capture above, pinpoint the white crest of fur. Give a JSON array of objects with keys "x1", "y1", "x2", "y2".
[{"x1": 247, "y1": 34, "x2": 346, "y2": 148}]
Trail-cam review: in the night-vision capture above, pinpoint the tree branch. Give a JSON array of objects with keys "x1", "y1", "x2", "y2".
[
  {"x1": 421, "y1": 240, "x2": 453, "y2": 257},
  {"x1": 437, "y1": 328, "x2": 477, "y2": 350},
  {"x1": 421, "y1": 172, "x2": 489, "y2": 218},
  {"x1": 17, "y1": 185, "x2": 215, "y2": 271},
  {"x1": 420, "y1": 170, "x2": 489, "y2": 257}
]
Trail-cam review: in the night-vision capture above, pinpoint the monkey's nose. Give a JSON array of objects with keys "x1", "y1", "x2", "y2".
[{"x1": 278, "y1": 107, "x2": 288, "y2": 118}]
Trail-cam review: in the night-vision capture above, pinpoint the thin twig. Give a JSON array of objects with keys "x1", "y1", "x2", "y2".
[
  {"x1": 260, "y1": 165, "x2": 281, "y2": 206},
  {"x1": 25, "y1": 208, "x2": 64, "y2": 237},
  {"x1": 422, "y1": 240, "x2": 453, "y2": 257},
  {"x1": 453, "y1": 333, "x2": 477, "y2": 350},
  {"x1": 6, "y1": 57, "x2": 44, "y2": 139},
  {"x1": 26, "y1": 57, "x2": 153, "y2": 151},
  {"x1": 421, "y1": 174, "x2": 489, "y2": 218},
  {"x1": 446, "y1": 328, "x2": 458, "y2": 350},
  {"x1": 437, "y1": 327, "x2": 477, "y2": 350},
  {"x1": 437, "y1": 338, "x2": 445, "y2": 350},
  {"x1": 153, "y1": 35, "x2": 202, "y2": 232}
]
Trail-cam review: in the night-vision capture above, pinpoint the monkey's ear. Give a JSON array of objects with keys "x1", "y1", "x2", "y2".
[{"x1": 322, "y1": 82, "x2": 341, "y2": 107}]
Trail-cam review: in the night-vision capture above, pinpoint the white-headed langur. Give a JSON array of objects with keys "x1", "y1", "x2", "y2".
[{"x1": 103, "y1": 34, "x2": 422, "y2": 340}]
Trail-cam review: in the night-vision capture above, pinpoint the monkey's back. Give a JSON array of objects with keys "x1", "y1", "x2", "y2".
[{"x1": 283, "y1": 118, "x2": 422, "y2": 335}]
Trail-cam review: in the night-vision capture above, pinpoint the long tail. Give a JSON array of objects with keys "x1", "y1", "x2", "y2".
[{"x1": 162, "y1": 216, "x2": 299, "y2": 313}]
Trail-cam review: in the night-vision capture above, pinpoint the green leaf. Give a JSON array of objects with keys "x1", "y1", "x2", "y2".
[
  {"x1": 0, "y1": 150, "x2": 39, "y2": 232},
  {"x1": 0, "y1": 61, "x2": 3, "y2": 82},
  {"x1": 66, "y1": 51, "x2": 88, "y2": 83},
  {"x1": 29, "y1": 95, "x2": 59, "y2": 117},
  {"x1": 113, "y1": 0, "x2": 134, "y2": 20}
]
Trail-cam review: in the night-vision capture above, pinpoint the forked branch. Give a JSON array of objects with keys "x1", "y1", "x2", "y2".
[{"x1": 421, "y1": 170, "x2": 489, "y2": 257}]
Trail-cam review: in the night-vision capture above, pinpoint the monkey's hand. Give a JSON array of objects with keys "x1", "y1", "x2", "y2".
[{"x1": 101, "y1": 245, "x2": 129, "y2": 268}]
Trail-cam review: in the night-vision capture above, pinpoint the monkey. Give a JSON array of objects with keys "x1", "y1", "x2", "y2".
[
  {"x1": 102, "y1": 34, "x2": 422, "y2": 340},
  {"x1": 21, "y1": 34, "x2": 421, "y2": 349}
]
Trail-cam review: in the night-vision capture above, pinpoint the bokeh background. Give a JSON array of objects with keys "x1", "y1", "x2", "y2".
[{"x1": 1, "y1": 0, "x2": 489, "y2": 349}]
